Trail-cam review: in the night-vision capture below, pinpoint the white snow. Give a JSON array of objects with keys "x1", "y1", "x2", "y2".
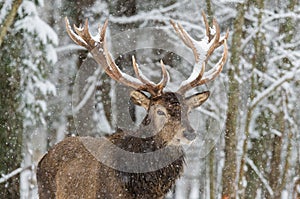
[
  {"x1": 250, "y1": 69, "x2": 299, "y2": 108},
  {"x1": 35, "y1": 80, "x2": 57, "y2": 96},
  {"x1": 0, "y1": 0, "x2": 13, "y2": 22},
  {"x1": 45, "y1": 44, "x2": 58, "y2": 63},
  {"x1": 73, "y1": 68, "x2": 100, "y2": 114},
  {"x1": 246, "y1": 157, "x2": 274, "y2": 196},
  {"x1": 13, "y1": 0, "x2": 58, "y2": 129},
  {"x1": 0, "y1": 165, "x2": 32, "y2": 184},
  {"x1": 120, "y1": 73, "x2": 144, "y2": 86},
  {"x1": 15, "y1": 1, "x2": 58, "y2": 45},
  {"x1": 179, "y1": 38, "x2": 209, "y2": 88},
  {"x1": 132, "y1": 57, "x2": 156, "y2": 85}
]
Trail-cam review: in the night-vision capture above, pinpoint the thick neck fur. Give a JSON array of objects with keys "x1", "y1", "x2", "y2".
[
  {"x1": 105, "y1": 93, "x2": 186, "y2": 198},
  {"x1": 108, "y1": 127, "x2": 185, "y2": 199},
  {"x1": 109, "y1": 126, "x2": 180, "y2": 153}
]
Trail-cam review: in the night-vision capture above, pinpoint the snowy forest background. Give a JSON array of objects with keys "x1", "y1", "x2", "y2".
[{"x1": 0, "y1": 0, "x2": 299, "y2": 198}]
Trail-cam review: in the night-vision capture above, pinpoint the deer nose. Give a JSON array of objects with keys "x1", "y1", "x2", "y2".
[{"x1": 183, "y1": 131, "x2": 197, "y2": 141}]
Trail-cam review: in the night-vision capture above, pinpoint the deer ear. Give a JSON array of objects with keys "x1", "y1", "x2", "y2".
[
  {"x1": 185, "y1": 91, "x2": 210, "y2": 110},
  {"x1": 130, "y1": 90, "x2": 150, "y2": 110}
]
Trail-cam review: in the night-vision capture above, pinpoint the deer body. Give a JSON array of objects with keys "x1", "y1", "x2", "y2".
[
  {"x1": 37, "y1": 136, "x2": 183, "y2": 199},
  {"x1": 37, "y1": 92, "x2": 194, "y2": 198},
  {"x1": 38, "y1": 136, "x2": 130, "y2": 199},
  {"x1": 37, "y1": 12, "x2": 228, "y2": 199}
]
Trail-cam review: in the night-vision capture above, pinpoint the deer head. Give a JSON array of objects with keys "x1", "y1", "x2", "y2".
[{"x1": 65, "y1": 11, "x2": 228, "y2": 147}]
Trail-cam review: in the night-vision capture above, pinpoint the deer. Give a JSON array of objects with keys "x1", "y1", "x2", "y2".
[{"x1": 37, "y1": 12, "x2": 228, "y2": 199}]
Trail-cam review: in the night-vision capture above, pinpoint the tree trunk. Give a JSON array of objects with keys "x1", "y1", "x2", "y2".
[
  {"x1": 0, "y1": 2, "x2": 23, "y2": 197},
  {"x1": 60, "y1": 0, "x2": 97, "y2": 137},
  {"x1": 267, "y1": 111, "x2": 284, "y2": 199},
  {"x1": 267, "y1": 0, "x2": 297, "y2": 197},
  {"x1": 106, "y1": 0, "x2": 138, "y2": 130},
  {"x1": 221, "y1": 3, "x2": 246, "y2": 198},
  {"x1": 0, "y1": 41, "x2": 23, "y2": 198},
  {"x1": 0, "y1": 0, "x2": 23, "y2": 47},
  {"x1": 243, "y1": 0, "x2": 266, "y2": 197}
]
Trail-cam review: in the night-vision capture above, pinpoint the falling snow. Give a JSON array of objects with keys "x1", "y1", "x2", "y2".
[{"x1": 0, "y1": 0, "x2": 299, "y2": 198}]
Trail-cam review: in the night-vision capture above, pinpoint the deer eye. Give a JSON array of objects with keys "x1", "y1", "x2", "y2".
[{"x1": 157, "y1": 110, "x2": 166, "y2": 116}]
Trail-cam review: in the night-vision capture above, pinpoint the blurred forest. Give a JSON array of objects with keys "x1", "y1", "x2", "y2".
[{"x1": 0, "y1": 0, "x2": 299, "y2": 198}]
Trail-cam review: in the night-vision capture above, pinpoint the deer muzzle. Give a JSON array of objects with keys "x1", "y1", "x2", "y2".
[{"x1": 183, "y1": 130, "x2": 197, "y2": 141}]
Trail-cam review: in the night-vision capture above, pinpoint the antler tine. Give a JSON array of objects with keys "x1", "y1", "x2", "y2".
[
  {"x1": 132, "y1": 56, "x2": 156, "y2": 87},
  {"x1": 170, "y1": 20, "x2": 190, "y2": 48},
  {"x1": 99, "y1": 19, "x2": 109, "y2": 43},
  {"x1": 94, "y1": 20, "x2": 120, "y2": 80},
  {"x1": 177, "y1": 62, "x2": 206, "y2": 94},
  {"x1": 66, "y1": 18, "x2": 169, "y2": 96},
  {"x1": 99, "y1": 41, "x2": 150, "y2": 92},
  {"x1": 132, "y1": 56, "x2": 170, "y2": 95},
  {"x1": 170, "y1": 20, "x2": 200, "y2": 62},
  {"x1": 156, "y1": 60, "x2": 170, "y2": 94},
  {"x1": 201, "y1": 11, "x2": 211, "y2": 41},
  {"x1": 178, "y1": 40, "x2": 228, "y2": 94},
  {"x1": 218, "y1": 29, "x2": 229, "y2": 48},
  {"x1": 66, "y1": 17, "x2": 143, "y2": 89},
  {"x1": 72, "y1": 19, "x2": 95, "y2": 51},
  {"x1": 172, "y1": 13, "x2": 228, "y2": 95},
  {"x1": 65, "y1": 17, "x2": 90, "y2": 50},
  {"x1": 83, "y1": 19, "x2": 96, "y2": 47},
  {"x1": 197, "y1": 39, "x2": 228, "y2": 86},
  {"x1": 94, "y1": 19, "x2": 121, "y2": 81},
  {"x1": 206, "y1": 18, "x2": 221, "y2": 58}
]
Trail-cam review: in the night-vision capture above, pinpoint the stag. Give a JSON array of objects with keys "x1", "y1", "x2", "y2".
[{"x1": 37, "y1": 12, "x2": 228, "y2": 199}]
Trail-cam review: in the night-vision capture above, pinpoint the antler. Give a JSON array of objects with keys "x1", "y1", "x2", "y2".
[
  {"x1": 65, "y1": 17, "x2": 169, "y2": 96},
  {"x1": 170, "y1": 11, "x2": 228, "y2": 95}
]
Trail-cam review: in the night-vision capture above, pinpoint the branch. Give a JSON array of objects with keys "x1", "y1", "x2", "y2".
[
  {"x1": 241, "y1": 11, "x2": 300, "y2": 50},
  {"x1": 109, "y1": 15, "x2": 202, "y2": 31},
  {"x1": 73, "y1": 67, "x2": 101, "y2": 114},
  {"x1": 0, "y1": 0, "x2": 23, "y2": 47},
  {"x1": 250, "y1": 69, "x2": 299, "y2": 109},
  {"x1": 246, "y1": 157, "x2": 274, "y2": 196},
  {"x1": 55, "y1": 44, "x2": 85, "y2": 53},
  {"x1": 108, "y1": 0, "x2": 203, "y2": 31},
  {"x1": 0, "y1": 165, "x2": 32, "y2": 184}
]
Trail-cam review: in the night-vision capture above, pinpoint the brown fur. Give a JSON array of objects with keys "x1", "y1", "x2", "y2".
[
  {"x1": 37, "y1": 136, "x2": 131, "y2": 199},
  {"x1": 37, "y1": 92, "x2": 209, "y2": 199},
  {"x1": 37, "y1": 130, "x2": 184, "y2": 199},
  {"x1": 107, "y1": 128, "x2": 185, "y2": 198}
]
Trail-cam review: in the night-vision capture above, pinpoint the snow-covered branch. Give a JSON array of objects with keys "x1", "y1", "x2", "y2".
[
  {"x1": 197, "y1": 107, "x2": 221, "y2": 122},
  {"x1": 0, "y1": 165, "x2": 32, "y2": 184},
  {"x1": 110, "y1": 14, "x2": 202, "y2": 31},
  {"x1": 241, "y1": 11, "x2": 300, "y2": 50},
  {"x1": 250, "y1": 69, "x2": 300, "y2": 109},
  {"x1": 246, "y1": 157, "x2": 274, "y2": 196},
  {"x1": 73, "y1": 68, "x2": 102, "y2": 114},
  {"x1": 108, "y1": 0, "x2": 204, "y2": 31},
  {"x1": 56, "y1": 44, "x2": 85, "y2": 53},
  {"x1": 0, "y1": 0, "x2": 23, "y2": 46}
]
